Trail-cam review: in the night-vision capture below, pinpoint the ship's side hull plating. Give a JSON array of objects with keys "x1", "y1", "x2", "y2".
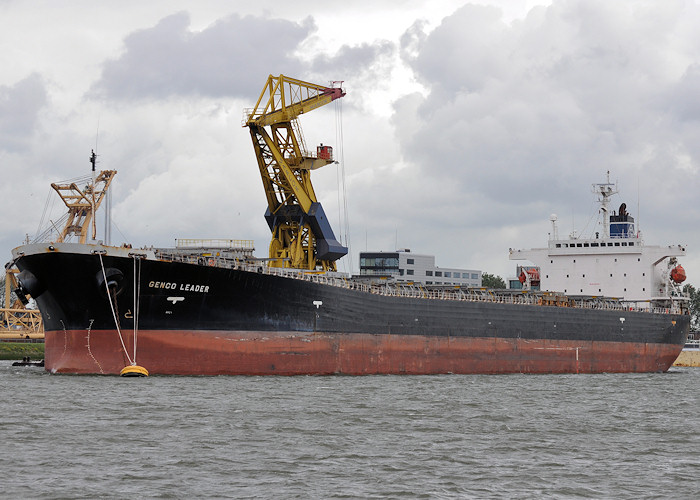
[
  {"x1": 14, "y1": 244, "x2": 689, "y2": 375},
  {"x1": 46, "y1": 329, "x2": 683, "y2": 375}
]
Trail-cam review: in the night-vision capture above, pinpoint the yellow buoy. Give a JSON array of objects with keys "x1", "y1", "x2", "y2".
[{"x1": 119, "y1": 365, "x2": 149, "y2": 377}]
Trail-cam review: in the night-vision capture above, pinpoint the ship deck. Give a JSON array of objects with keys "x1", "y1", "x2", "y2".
[{"x1": 154, "y1": 249, "x2": 687, "y2": 316}]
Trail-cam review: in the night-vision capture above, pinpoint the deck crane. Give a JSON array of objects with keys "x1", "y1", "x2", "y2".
[
  {"x1": 245, "y1": 75, "x2": 348, "y2": 271},
  {"x1": 50, "y1": 151, "x2": 116, "y2": 244}
]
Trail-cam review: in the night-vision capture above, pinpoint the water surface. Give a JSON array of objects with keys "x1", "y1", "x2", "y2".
[{"x1": 2, "y1": 361, "x2": 699, "y2": 499}]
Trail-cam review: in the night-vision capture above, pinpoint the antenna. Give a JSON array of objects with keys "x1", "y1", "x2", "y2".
[
  {"x1": 637, "y1": 175, "x2": 640, "y2": 236},
  {"x1": 95, "y1": 115, "x2": 100, "y2": 152},
  {"x1": 94, "y1": 116, "x2": 99, "y2": 240},
  {"x1": 90, "y1": 150, "x2": 97, "y2": 240}
]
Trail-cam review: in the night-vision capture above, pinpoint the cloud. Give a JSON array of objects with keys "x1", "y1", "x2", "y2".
[
  {"x1": 89, "y1": 9, "x2": 398, "y2": 111},
  {"x1": 397, "y1": 1, "x2": 700, "y2": 202},
  {"x1": 667, "y1": 63, "x2": 700, "y2": 123},
  {"x1": 5, "y1": 0, "x2": 700, "y2": 284},
  {"x1": 379, "y1": 0, "x2": 700, "y2": 275},
  {"x1": 91, "y1": 12, "x2": 317, "y2": 101},
  {"x1": 0, "y1": 73, "x2": 48, "y2": 152},
  {"x1": 311, "y1": 41, "x2": 395, "y2": 82}
]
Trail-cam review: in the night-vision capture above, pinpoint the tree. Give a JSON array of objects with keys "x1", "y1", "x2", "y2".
[
  {"x1": 482, "y1": 272, "x2": 506, "y2": 289},
  {"x1": 682, "y1": 283, "x2": 700, "y2": 331}
]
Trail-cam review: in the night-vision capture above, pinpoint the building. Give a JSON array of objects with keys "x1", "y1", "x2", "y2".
[{"x1": 359, "y1": 249, "x2": 482, "y2": 287}]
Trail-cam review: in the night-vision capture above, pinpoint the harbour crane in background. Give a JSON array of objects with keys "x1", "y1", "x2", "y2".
[{"x1": 245, "y1": 74, "x2": 347, "y2": 271}]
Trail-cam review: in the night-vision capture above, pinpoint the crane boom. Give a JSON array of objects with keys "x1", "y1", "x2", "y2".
[
  {"x1": 246, "y1": 75, "x2": 344, "y2": 128},
  {"x1": 245, "y1": 74, "x2": 347, "y2": 271}
]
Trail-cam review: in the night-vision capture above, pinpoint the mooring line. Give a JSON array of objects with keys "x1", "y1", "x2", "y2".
[{"x1": 98, "y1": 253, "x2": 133, "y2": 366}]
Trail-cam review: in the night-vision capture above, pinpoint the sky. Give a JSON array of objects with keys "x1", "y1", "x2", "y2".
[{"x1": 2, "y1": 0, "x2": 700, "y2": 284}]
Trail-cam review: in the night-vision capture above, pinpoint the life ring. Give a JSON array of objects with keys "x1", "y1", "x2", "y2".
[{"x1": 208, "y1": 258, "x2": 215, "y2": 266}]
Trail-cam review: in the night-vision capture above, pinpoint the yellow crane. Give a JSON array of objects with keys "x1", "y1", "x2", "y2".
[
  {"x1": 51, "y1": 151, "x2": 116, "y2": 243},
  {"x1": 245, "y1": 74, "x2": 347, "y2": 271}
]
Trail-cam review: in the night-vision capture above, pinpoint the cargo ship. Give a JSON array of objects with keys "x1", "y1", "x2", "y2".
[{"x1": 7, "y1": 75, "x2": 690, "y2": 375}]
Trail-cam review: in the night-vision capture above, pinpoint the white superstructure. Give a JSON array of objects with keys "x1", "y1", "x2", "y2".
[{"x1": 510, "y1": 173, "x2": 687, "y2": 307}]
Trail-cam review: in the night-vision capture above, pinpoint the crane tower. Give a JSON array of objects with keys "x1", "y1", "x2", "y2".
[{"x1": 245, "y1": 74, "x2": 347, "y2": 271}]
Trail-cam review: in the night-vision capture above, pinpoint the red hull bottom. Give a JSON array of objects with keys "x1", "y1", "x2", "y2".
[{"x1": 44, "y1": 329, "x2": 682, "y2": 375}]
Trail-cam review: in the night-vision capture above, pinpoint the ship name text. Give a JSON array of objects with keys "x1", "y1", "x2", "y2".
[{"x1": 148, "y1": 281, "x2": 210, "y2": 293}]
